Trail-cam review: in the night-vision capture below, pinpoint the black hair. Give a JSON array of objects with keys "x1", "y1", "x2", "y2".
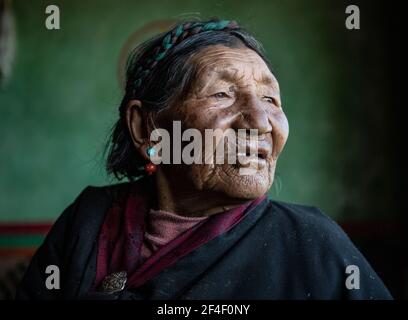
[{"x1": 105, "y1": 18, "x2": 270, "y2": 180}]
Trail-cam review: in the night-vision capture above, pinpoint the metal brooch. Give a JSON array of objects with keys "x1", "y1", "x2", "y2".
[{"x1": 99, "y1": 271, "x2": 127, "y2": 294}]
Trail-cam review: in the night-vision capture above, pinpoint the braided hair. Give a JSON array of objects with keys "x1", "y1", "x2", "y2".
[
  {"x1": 129, "y1": 20, "x2": 239, "y2": 93},
  {"x1": 106, "y1": 18, "x2": 270, "y2": 180}
]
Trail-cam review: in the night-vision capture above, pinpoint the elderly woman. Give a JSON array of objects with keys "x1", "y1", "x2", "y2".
[{"x1": 16, "y1": 19, "x2": 391, "y2": 300}]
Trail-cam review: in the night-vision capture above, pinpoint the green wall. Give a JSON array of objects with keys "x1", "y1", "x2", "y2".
[{"x1": 0, "y1": 0, "x2": 392, "y2": 221}]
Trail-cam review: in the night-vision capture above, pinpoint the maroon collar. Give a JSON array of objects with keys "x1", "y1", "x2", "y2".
[{"x1": 94, "y1": 182, "x2": 266, "y2": 290}]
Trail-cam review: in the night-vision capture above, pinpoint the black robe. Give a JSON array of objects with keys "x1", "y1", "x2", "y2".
[{"x1": 15, "y1": 183, "x2": 392, "y2": 300}]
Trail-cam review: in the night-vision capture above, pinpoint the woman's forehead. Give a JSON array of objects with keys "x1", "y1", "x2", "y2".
[{"x1": 190, "y1": 45, "x2": 278, "y2": 88}]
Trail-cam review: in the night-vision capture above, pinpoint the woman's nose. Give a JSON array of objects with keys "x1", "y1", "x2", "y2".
[{"x1": 232, "y1": 95, "x2": 272, "y2": 135}]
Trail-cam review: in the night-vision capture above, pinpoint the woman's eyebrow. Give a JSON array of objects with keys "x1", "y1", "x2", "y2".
[
  {"x1": 192, "y1": 69, "x2": 239, "y2": 94},
  {"x1": 210, "y1": 68, "x2": 242, "y2": 83},
  {"x1": 259, "y1": 74, "x2": 280, "y2": 91},
  {"x1": 259, "y1": 74, "x2": 273, "y2": 85},
  {"x1": 211, "y1": 68, "x2": 277, "y2": 88}
]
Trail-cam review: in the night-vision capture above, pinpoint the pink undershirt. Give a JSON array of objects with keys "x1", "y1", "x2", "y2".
[{"x1": 141, "y1": 209, "x2": 208, "y2": 260}]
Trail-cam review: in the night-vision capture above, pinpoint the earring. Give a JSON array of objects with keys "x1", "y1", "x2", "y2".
[
  {"x1": 145, "y1": 146, "x2": 157, "y2": 175},
  {"x1": 146, "y1": 146, "x2": 156, "y2": 157},
  {"x1": 145, "y1": 163, "x2": 157, "y2": 175}
]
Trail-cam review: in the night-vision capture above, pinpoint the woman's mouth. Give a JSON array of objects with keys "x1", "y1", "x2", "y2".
[{"x1": 235, "y1": 145, "x2": 270, "y2": 170}]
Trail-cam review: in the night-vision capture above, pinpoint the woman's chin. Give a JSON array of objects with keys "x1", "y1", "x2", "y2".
[{"x1": 202, "y1": 164, "x2": 274, "y2": 200}]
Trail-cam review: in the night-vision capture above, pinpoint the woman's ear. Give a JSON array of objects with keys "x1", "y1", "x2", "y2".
[{"x1": 126, "y1": 99, "x2": 150, "y2": 161}]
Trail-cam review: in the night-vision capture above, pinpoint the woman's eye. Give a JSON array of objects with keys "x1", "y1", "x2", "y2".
[
  {"x1": 212, "y1": 92, "x2": 230, "y2": 99},
  {"x1": 263, "y1": 96, "x2": 277, "y2": 105}
]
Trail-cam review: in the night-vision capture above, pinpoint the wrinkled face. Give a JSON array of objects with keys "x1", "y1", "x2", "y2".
[{"x1": 153, "y1": 45, "x2": 289, "y2": 199}]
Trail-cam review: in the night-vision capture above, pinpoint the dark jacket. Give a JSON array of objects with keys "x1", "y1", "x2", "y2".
[{"x1": 15, "y1": 183, "x2": 393, "y2": 300}]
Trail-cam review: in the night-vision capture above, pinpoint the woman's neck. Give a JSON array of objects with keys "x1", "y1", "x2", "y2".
[{"x1": 155, "y1": 167, "x2": 249, "y2": 217}]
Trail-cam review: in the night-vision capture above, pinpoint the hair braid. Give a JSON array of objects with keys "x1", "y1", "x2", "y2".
[{"x1": 128, "y1": 19, "x2": 239, "y2": 93}]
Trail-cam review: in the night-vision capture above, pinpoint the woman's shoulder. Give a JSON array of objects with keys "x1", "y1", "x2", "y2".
[
  {"x1": 74, "y1": 180, "x2": 142, "y2": 207},
  {"x1": 260, "y1": 198, "x2": 369, "y2": 277},
  {"x1": 260, "y1": 198, "x2": 392, "y2": 299},
  {"x1": 78, "y1": 181, "x2": 135, "y2": 199},
  {"x1": 259, "y1": 198, "x2": 358, "y2": 258},
  {"x1": 264, "y1": 198, "x2": 345, "y2": 238},
  {"x1": 58, "y1": 182, "x2": 136, "y2": 231}
]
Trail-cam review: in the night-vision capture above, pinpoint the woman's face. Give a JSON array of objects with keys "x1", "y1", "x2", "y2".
[{"x1": 153, "y1": 45, "x2": 289, "y2": 199}]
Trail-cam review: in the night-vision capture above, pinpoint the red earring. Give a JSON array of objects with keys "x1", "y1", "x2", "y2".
[
  {"x1": 145, "y1": 162, "x2": 157, "y2": 175},
  {"x1": 145, "y1": 146, "x2": 157, "y2": 175}
]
